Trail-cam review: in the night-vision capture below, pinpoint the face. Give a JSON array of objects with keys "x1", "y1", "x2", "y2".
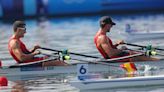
[
  {"x1": 16, "y1": 27, "x2": 26, "y2": 38},
  {"x1": 106, "y1": 24, "x2": 113, "y2": 32}
]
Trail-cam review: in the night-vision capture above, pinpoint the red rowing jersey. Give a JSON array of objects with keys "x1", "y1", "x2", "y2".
[
  {"x1": 94, "y1": 32, "x2": 117, "y2": 59},
  {"x1": 8, "y1": 37, "x2": 46, "y2": 63},
  {"x1": 94, "y1": 32, "x2": 130, "y2": 62}
]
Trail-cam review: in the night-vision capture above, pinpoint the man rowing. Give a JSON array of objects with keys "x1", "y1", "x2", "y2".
[
  {"x1": 94, "y1": 16, "x2": 159, "y2": 62},
  {"x1": 8, "y1": 20, "x2": 67, "y2": 66}
]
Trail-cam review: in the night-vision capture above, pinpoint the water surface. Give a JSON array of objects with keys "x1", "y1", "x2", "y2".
[{"x1": 0, "y1": 13, "x2": 164, "y2": 92}]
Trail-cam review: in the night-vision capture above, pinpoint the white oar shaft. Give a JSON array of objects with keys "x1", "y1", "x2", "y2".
[
  {"x1": 98, "y1": 53, "x2": 144, "y2": 62},
  {"x1": 5, "y1": 57, "x2": 58, "y2": 68},
  {"x1": 71, "y1": 58, "x2": 120, "y2": 68}
]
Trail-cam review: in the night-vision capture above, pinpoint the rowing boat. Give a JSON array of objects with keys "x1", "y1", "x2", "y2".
[
  {"x1": 0, "y1": 57, "x2": 115, "y2": 80},
  {"x1": 0, "y1": 64, "x2": 112, "y2": 77},
  {"x1": 0, "y1": 53, "x2": 163, "y2": 77},
  {"x1": 70, "y1": 74, "x2": 164, "y2": 90},
  {"x1": 1, "y1": 46, "x2": 163, "y2": 81},
  {"x1": 1, "y1": 59, "x2": 163, "y2": 77},
  {"x1": 124, "y1": 24, "x2": 164, "y2": 42}
]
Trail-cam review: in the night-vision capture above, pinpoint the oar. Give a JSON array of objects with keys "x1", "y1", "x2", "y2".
[
  {"x1": 124, "y1": 42, "x2": 164, "y2": 51},
  {"x1": 40, "y1": 47, "x2": 101, "y2": 59},
  {"x1": 96, "y1": 53, "x2": 144, "y2": 63},
  {"x1": 39, "y1": 51, "x2": 59, "y2": 57},
  {"x1": 40, "y1": 47, "x2": 145, "y2": 63},
  {"x1": 40, "y1": 48, "x2": 139, "y2": 73},
  {"x1": 71, "y1": 58, "x2": 119, "y2": 67},
  {"x1": 1, "y1": 57, "x2": 58, "y2": 68}
]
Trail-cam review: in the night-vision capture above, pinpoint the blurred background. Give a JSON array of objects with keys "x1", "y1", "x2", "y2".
[
  {"x1": 0, "y1": 0, "x2": 164, "y2": 21},
  {"x1": 0, "y1": 0, "x2": 164, "y2": 92}
]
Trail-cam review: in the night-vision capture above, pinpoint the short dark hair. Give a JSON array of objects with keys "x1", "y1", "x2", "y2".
[
  {"x1": 99, "y1": 16, "x2": 116, "y2": 28},
  {"x1": 13, "y1": 21, "x2": 26, "y2": 32}
]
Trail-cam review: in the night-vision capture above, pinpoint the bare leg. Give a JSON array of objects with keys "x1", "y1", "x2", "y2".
[
  {"x1": 129, "y1": 51, "x2": 159, "y2": 62},
  {"x1": 132, "y1": 55, "x2": 159, "y2": 62},
  {"x1": 42, "y1": 60, "x2": 68, "y2": 66}
]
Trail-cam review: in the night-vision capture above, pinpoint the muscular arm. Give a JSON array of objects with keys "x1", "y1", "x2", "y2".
[
  {"x1": 29, "y1": 45, "x2": 40, "y2": 53},
  {"x1": 99, "y1": 35, "x2": 123, "y2": 57},
  {"x1": 113, "y1": 40, "x2": 124, "y2": 47},
  {"x1": 10, "y1": 40, "x2": 38, "y2": 62}
]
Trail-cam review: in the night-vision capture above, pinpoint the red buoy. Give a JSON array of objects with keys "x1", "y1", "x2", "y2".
[{"x1": 0, "y1": 76, "x2": 8, "y2": 86}]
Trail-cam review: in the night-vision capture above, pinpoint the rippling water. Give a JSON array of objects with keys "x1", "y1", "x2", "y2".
[{"x1": 1, "y1": 13, "x2": 164, "y2": 92}]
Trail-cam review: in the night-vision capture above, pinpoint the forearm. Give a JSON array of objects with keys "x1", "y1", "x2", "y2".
[
  {"x1": 19, "y1": 52, "x2": 38, "y2": 61},
  {"x1": 109, "y1": 49, "x2": 123, "y2": 56},
  {"x1": 30, "y1": 48, "x2": 36, "y2": 53},
  {"x1": 114, "y1": 43, "x2": 119, "y2": 48},
  {"x1": 114, "y1": 40, "x2": 124, "y2": 47},
  {"x1": 30, "y1": 45, "x2": 40, "y2": 53}
]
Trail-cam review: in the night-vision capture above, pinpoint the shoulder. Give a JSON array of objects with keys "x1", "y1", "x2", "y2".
[
  {"x1": 98, "y1": 35, "x2": 107, "y2": 41},
  {"x1": 9, "y1": 39, "x2": 20, "y2": 48},
  {"x1": 97, "y1": 35, "x2": 109, "y2": 44}
]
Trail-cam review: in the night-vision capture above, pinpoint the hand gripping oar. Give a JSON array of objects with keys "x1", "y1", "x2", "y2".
[
  {"x1": 40, "y1": 47, "x2": 145, "y2": 63},
  {"x1": 124, "y1": 42, "x2": 164, "y2": 51},
  {"x1": 40, "y1": 47, "x2": 101, "y2": 59},
  {"x1": 40, "y1": 47, "x2": 138, "y2": 73}
]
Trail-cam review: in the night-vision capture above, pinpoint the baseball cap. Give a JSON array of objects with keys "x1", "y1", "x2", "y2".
[
  {"x1": 100, "y1": 16, "x2": 116, "y2": 25},
  {"x1": 13, "y1": 21, "x2": 26, "y2": 30}
]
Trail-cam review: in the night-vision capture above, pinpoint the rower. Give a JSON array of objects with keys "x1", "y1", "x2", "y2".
[
  {"x1": 94, "y1": 16, "x2": 159, "y2": 62},
  {"x1": 8, "y1": 20, "x2": 67, "y2": 66}
]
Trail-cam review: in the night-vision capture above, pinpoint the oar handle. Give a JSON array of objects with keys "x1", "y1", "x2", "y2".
[{"x1": 40, "y1": 47, "x2": 100, "y2": 58}]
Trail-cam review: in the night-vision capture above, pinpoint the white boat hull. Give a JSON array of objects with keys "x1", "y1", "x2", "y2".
[
  {"x1": 0, "y1": 64, "x2": 112, "y2": 76},
  {"x1": 70, "y1": 74, "x2": 164, "y2": 90},
  {"x1": 1, "y1": 59, "x2": 163, "y2": 77},
  {"x1": 1, "y1": 56, "x2": 163, "y2": 81}
]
